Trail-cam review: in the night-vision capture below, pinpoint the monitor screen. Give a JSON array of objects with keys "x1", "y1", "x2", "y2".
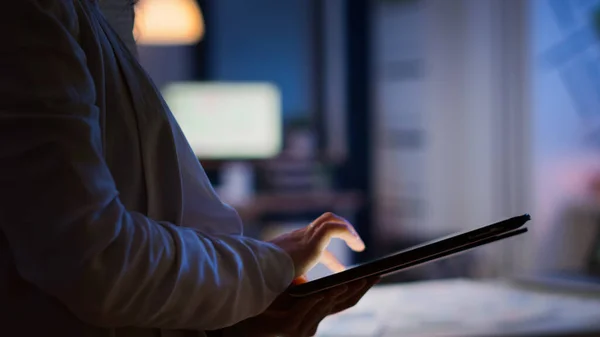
[{"x1": 162, "y1": 82, "x2": 283, "y2": 159}]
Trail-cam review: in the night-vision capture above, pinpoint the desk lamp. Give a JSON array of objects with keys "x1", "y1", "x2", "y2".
[{"x1": 134, "y1": 0, "x2": 204, "y2": 46}]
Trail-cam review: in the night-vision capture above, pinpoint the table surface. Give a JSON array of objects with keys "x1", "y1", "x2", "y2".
[{"x1": 315, "y1": 279, "x2": 600, "y2": 337}]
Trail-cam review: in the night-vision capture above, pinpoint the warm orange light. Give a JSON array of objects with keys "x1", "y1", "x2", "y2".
[{"x1": 134, "y1": 0, "x2": 204, "y2": 45}]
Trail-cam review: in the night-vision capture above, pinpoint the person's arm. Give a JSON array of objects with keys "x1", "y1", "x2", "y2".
[
  {"x1": 98, "y1": 0, "x2": 138, "y2": 56},
  {"x1": 0, "y1": 0, "x2": 293, "y2": 331}
]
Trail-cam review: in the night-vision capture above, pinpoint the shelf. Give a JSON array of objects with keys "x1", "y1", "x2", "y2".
[{"x1": 235, "y1": 190, "x2": 363, "y2": 221}]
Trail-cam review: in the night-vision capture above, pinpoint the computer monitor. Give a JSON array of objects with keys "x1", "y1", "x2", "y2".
[{"x1": 162, "y1": 82, "x2": 283, "y2": 160}]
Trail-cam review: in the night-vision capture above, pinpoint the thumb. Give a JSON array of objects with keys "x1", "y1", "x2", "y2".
[
  {"x1": 313, "y1": 222, "x2": 365, "y2": 252},
  {"x1": 293, "y1": 275, "x2": 309, "y2": 285}
]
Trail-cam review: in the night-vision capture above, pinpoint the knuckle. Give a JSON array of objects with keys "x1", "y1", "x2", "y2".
[
  {"x1": 322, "y1": 211, "x2": 335, "y2": 218},
  {"x1": 323, "y1": 221, "x2": 343, "y2": 230}
]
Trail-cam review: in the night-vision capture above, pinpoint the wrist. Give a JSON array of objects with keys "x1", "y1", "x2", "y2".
[{"x1": 263, "y1": 241, "x2": 296, "y2": 288}]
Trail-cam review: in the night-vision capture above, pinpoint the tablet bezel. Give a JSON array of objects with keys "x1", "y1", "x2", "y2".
[{"x1": 288, "y1": 214, "x2": 531, "y2": 297}]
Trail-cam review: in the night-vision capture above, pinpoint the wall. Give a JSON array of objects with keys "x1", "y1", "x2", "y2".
[
  {"x1": 425, "y1": 0, "x2": 532, "y2": 277},
  {"x1": 371, "y1": 0, "x2": 532, "y2": 277},
  {"x1": 531, "y1": 0, "x2": 600, "y2": 272},
  {"x1": 371, "y1": 0, "x2": 428, "y2": 240},
  {"x1": 208, "y1": 0, "x2": 313, "y2": 120},
  {"x1": 371, "y1": 0, "x2": 600, "y2": 275},
  {"x1": 137, "y1": 0, "x2": 313, "y2": 122},
  {"x1": 138, "y1": 46, "x2": 196, "y2": 90}
]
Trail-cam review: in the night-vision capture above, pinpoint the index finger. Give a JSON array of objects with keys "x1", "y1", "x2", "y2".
[
  {"x1": 313, "y1": 222, "x2": 366, "y2": 252},
  {"x1": 320, "y1": 249, "x2": 346, "y2": 273}
]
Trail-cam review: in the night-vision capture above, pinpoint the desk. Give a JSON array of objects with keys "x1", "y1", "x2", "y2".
[{"x1": 316, "y1": 279, "x2": 600, "y2": 337}]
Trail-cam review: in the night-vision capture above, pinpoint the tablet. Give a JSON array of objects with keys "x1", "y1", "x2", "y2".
[{"x1": 288, "y1": 214, "x2": 531, "y2": 297}]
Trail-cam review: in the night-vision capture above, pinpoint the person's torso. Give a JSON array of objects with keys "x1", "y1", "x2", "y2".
[{"x1": 0, "y1": 1, "x2": 240, "y2": 336}]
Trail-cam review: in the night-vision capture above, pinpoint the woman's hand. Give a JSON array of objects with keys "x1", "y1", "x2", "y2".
[
  {"x1": 208, "y1": 213, "x2": 373, "y2": 337},
  {"x1": 223, "y1": 277, "x2": 379, "y2": 337},
  {"x1": 269, "y1": 212, "x2": 366, "y2": 278}
]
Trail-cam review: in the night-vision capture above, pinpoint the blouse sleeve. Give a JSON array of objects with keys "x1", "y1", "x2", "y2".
[{"x1": 0, "y1": 0, "x2": 294, "y2": 331}]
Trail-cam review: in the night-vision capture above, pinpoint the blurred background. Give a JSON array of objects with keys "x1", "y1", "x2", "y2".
[{"x1": 113, "y1": 0, "x2": 600, "y2": 335}]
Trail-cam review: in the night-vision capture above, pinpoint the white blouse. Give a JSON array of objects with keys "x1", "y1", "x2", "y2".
[{"x1": 0, "y1": 1, "x2": 294, "y2": 337}]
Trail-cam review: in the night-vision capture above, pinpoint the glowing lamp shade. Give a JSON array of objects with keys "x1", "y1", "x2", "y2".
[{"x1": 135, "y1": 0, "x2": 204, "y2": 45}]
